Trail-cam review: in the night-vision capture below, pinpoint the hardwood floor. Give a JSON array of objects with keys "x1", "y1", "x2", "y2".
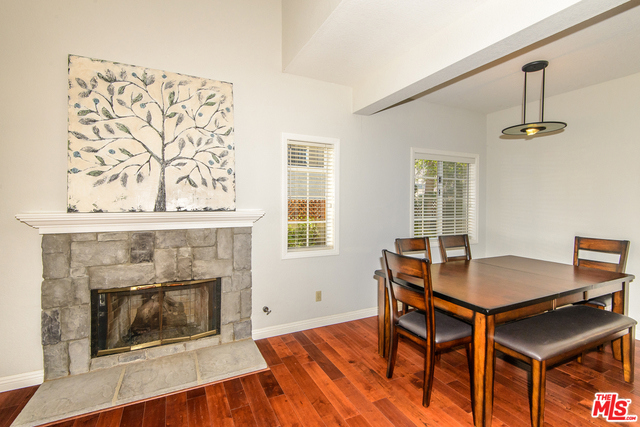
[{"x1": 2, "y1": 316, "x2": 639, "y2": 426}]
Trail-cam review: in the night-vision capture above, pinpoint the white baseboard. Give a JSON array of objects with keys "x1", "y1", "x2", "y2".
[
  {"x1": 252, "y1": 307, "x2": 377, "y2": 340},
  {"x1": 0, "y1": 370, "x2": 43, "y2": 393}
]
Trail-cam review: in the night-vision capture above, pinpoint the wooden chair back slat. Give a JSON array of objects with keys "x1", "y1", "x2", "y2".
[
  {"x1": 573, "y1": 236, "x2": 629, "y2": 273},
  {"x1": 438, "y1": 234, "x2": 472, "y2": 262},
  {"x1": 395, "y1": 237, "x2": 432, "y2": 262}
]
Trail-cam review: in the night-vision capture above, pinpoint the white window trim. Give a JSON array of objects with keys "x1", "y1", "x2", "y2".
[
  {"x1": 410, "y1": 147, "x2": 479, "y2": 245},
  {"x1": 282, "y1": 133, "x2": 340, "y2": 259}
]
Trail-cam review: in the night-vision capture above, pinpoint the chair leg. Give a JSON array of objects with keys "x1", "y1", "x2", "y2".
[
  {"x1": 386, "y1": 327, "x2": 399, "y2": 378},
  {"x1": 422, "y1": 343, "x2": 436, "y2": 407},
  {"x1": 530, "y1": 360, "x2": 546, "y2": 427}
]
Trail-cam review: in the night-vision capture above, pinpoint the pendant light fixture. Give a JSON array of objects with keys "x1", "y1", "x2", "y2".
[{"x1": 502, "y1": 60, "x2": 567, "y2": 136}]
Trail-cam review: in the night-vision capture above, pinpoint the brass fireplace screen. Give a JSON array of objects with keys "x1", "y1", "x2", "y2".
[{"x1": 91, "y1": 278, "x2": 221, "y2": 357}]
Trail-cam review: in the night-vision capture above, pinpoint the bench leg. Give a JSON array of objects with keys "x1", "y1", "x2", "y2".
[
  {"x1": 623, "y1": 326, "x2": 635, "y2": 383},
  {"x1": 530, "y1": 360, "x2": 546, "y2": 427}
]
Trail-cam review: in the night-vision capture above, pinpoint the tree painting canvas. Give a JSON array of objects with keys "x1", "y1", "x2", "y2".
[{"x1": 67, "y1": 55, "x2": 235, "y2": 212}]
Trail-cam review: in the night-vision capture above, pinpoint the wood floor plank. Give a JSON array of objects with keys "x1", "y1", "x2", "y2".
[
  {"x1": 301, "y1": 328, "x2": 326, "y2": 345},
  {"x1": 204, "y1": 383, "x2": 234, "y2": 427},
  {"x1": 281, "y1": 355, "x2": 349, "y2": 426},
  {"x1": 187, "y1": 394, "x2": 211, "y2": 427},
  {"x1": 224, "y1": 378, "x2": 248, "y2": 410},
  {"x1": 267, "y1": 336, "x2": 294, "y2": 359},
  {"x1": 240, "y1": 374, "x2": 280, "y2": 427},
  {"x1": 345, "y1": 414, "x2": 373, "y2": 427},
  {"x1": 269, "y1": 394, "x2": 303, "y2": 427},
  {"x1": 303, "y1": 341, "x2": 344, "y2": 380},
  {"x1": 303, "y1": 360, "x2": 359, "y2": 420},
  {"x1": 166, "y1": 392, "x2": 188, "y2": 427},
  {"x1": 373, "y1": 397, "x2": 417, "y2": 427},
  {"x1": 255, "y1": 338, "x2": 282, "y2": 366},
  {"x1": 270, "y1": 363, "x2": 326, "y2": 427},
  {"x1": 257, "y1": 369, "x2": 284, "y2": 398},
  {"x1": 333, "y1": 377, "x2": 394, "y2": 427},
  {"x1": 119, "y1": 402, "x2": 145, "y2": 427},
  {"x1": 142, "y1": 397, "x2": 165, "y2": 427},
  {"x1": 96, "y1": 407, "x2": 123, "y2": 427},
  {"x1": 73, "y1": 413, "x2": 100, "y2": 427},
  {"x1": 231, "y1": 405, "x2": 258, "y2": 427}
]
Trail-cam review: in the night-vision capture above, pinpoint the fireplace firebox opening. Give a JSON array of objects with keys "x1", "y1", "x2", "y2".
[{"x1": 91, "y1": 278, "x2": 221, "y2": 357}]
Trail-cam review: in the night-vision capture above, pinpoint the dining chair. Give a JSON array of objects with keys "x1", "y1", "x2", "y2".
[
  {"x1": 395, "y1": 237, "x2": 432, "y2": 314},
  {"x1": 574, "y1": 236, "x2": 630, "y2": 309},
  {"x1": 382, "y1": 249, "x2": 473, "y2": 407},
  {"x1": 494, "y1": 305, "x2": 636, "y2": 427},
  {"x1": 438, "y1": 234, "x2": 472, "y2": 262}
]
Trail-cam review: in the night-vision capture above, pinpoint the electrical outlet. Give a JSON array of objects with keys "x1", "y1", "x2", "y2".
[{"x1": 315, "y1": 291, "x2": 322, "y2": 302}]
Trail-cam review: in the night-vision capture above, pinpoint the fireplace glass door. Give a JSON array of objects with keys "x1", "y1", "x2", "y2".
[{"x1": 91, "y1": 279, "x2": 221, "y2": 357}]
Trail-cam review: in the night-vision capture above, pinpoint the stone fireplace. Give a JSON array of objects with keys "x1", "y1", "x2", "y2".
[{"x1": 17, "y1": 211, "x2": 264, "y2": 381}]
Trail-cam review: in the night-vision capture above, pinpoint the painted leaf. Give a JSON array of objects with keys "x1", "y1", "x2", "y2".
[
  {"x1": 164, "y1": 81, "x2": 174, "y2": 90},
  {"x1": 201, "y1": 178, "x2": 208, "y2": 187},
  {"x1": 223, "y1": 128, "x2": 232, "y2": 136},
  {"x1": 120, "y1": 172, "x2": 128, "y2": 187},
  {"x1": 119, "y1": 148, "x2": 134, "y2": 157},
  {"x1": 132, "y1": 93, "x2": 143, "y2": 104},
  {"x1": 102, "y1": 107, "x2": 114, "y2": 120},
  {"x1": 77, "y1": 110, "x2": 93, "y2": 116},
  {"x1": 204, "y1": 102, "x2": 216, "y2": 107},
  {"x1": 176, "y1": 176, "x2": 188, "y2": 184},
  {"x1": 217, "y1": 136, "x2": 224, "y2": 146},
  {"x1": 118, "y1": 85, "x2": 126, "y2": 95},
  {"x1": 146, "y1": 110, "x2": 152, "y2": 124},
  {"x1": 104, "y1": 124, "x2": 115, "y2": 134},
  {"x1": 92, "y1": 126, "x2": 101, "y2": 138},
  {"x1": 187, "y1": 135, "x2": 194, "y2": 144},
  {"x1": 212, "y1": 179, "x2": 217, "y2": 189},
  {"x1": 205, "y1": 138, "x2": 214, "y2": 146},
  {"x1": 196, "y1": 137, "x2": 202, "y2": 147},
  {"x1": 95, "y1": 155, "x2": 106, "y2": 166},
  {"x1": 87, "y1": 170, "x2": 104, "y2": 176},
  {"x1": 93, "y1": 177, "x2": 107, "y2": 187},
  {"x1": 116, "y1": 123, "x2": 131, "y2": 134},
  {"x1": 173, "y1": 162, "x2": 187, "y2": 167},
  {"x1": 107, "y1": 84, "x2": 114, "y2": 96},
  {"x1": 217, "y1": 177, "x2": 228, "y2": 182},
  {"x1": 79, "y1": 90, "x2": 92, "y2": 98},
  {"x1": 166, "y1": 112, "x2": 177, "y2": 118},
  {"x1": 81, "y1": 146, "x2": 99, "y2": 153},
  {"x1": 221, "y1": 184, "x2": 228, "y2": 192},
  {"x1": 108, "y1": 173, "x2": 120, "y2": 183},
  {"x1": 91, "y1": 77, "x2": 98, "y2": 89},
  {"x1": 210, "y1": 153, "x2": 220, "y2": 163},
  {"x1": 117, "y1": 99, "x2": 127, "y2": 107},
  {"x1": 220, "y1": 160, "x2": 228, "y2": 168},
  {"x1": 206, "y1": 94, "x2": 216, "y2": 101},
  {"x1": 146, "y1": 75, "x2": 155, "y2": 86},
  {"x1": 75, "y1": 78, "x2": 88, "y2": 89},
  {"x1": 168, "y1": 91, "x2": 175, "y2": 105},
  {"x1": 70, "y1": 131, "x2": 89, "y2": 140},
  {"x1": 176, "y1": 114, "x2": 184, "y2": 126},
  {"x1": 187, "y1": 177, "x2": 197, "y2": 188},
  {"x1": 79, "y1": 118, "x2": 98, "y2": 125},
  {"x1": 136, "y1": 173, "x2": 144, "y2": 183},
  {"x1": 178, "y1": 138, "x2": 185, "y2": 151}
]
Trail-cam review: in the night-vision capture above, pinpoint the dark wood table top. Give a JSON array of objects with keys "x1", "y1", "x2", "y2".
[{"x1": 376, "y1": 255, "x2": 634, "y2": 316}]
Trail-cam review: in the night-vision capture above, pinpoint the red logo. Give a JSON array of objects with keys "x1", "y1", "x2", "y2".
[{"x1": 592, "y1": 392, "x2": 637, "y2": 422}]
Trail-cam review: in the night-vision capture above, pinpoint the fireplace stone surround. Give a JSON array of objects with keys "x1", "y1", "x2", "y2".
[{"x1": 17, "y1": 211, "x2": 264, "y2": 381}]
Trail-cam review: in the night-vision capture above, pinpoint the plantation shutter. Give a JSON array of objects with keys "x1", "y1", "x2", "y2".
[
  {"x1": 413, "y1": 153, "x2": 476, "y2": 240},
  {"x1": 287, "y1": 141, "x2": 335, "y2": 252}
]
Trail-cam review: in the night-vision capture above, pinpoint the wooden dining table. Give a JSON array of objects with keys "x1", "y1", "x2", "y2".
[{"x1": 374, "y1": 255, "x2": 635, "y2": 427}]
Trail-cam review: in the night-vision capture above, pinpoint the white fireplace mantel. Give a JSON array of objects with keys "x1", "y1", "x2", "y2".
[{"x1": 16, "y1": 210, "x2": 265, "y2": 234}]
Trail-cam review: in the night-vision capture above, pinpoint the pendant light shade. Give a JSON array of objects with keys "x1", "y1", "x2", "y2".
[{"x1": 502, "y1": 60, "x2": 567, "y2": 136}]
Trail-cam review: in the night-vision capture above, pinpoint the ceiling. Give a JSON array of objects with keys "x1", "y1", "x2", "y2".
[{"x1": 282, "y1": 0, "x2": 640, "y2": 115}]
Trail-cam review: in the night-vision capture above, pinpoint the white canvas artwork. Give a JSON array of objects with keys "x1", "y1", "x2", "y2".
[{"x1": 67, "y1": 55, "x2": 235, "y2": 212}]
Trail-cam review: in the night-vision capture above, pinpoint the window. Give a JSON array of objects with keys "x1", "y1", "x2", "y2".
[
  {"x1": 282, "y1": 134, "x2": 339, "y2": 258},
  {"x1": 411, "y1": 148, "x2": 478, "y2": 242}
]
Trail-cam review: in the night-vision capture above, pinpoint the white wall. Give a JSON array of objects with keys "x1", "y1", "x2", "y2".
[
  {"x1": 0, "y1": 0, "x2": 486, "y2": 384},
  {"x1": 486, "y1": 72, "x2": 640, "y2": 333}
]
